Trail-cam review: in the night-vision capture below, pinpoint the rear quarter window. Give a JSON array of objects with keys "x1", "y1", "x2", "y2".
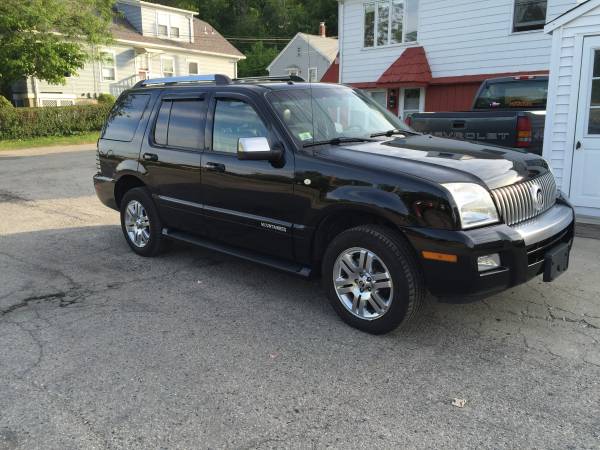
[{"x1": 102, "y1": 94, "x2": 150, "y2": 142}]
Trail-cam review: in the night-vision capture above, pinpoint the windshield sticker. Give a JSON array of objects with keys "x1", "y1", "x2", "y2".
[{"x1": 298, "y1": 131, "x2": 313, "y2": 141}]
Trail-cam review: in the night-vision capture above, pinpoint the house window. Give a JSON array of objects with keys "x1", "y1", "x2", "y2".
[
  {"x1": 308, "y1": 68, "x2": 318, "y2": 82},
  {"x1": 287, "y1": 67, "x2": 300, "y2": 77},
  {"x1": 157, "y1": 12, "x2": 184, "y2": 39},
  {"x1": 366, "y1": 90, "x2": 387, "y2": 109},
  {"x1": 188, "y1": 61, "x2": 199, "y2": 75},
  {"x1": 400, "y1": 88, "x2": 423, "y2": 120},
  {"x1": 513, "y1": 0, "x2": 547, "y2": 32},
  {"x1": 100, "y1": 51, "x2": 116, "y2": 82},
  {"x1": 364, "y1": 0, "x2": 418, "y2": 48},
  {"x1": 161, "y1": 56, "x2": 175, "y2": 78}
]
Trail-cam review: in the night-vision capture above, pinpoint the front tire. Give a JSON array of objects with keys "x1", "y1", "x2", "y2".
[
  {"x1": 322, "y1": 225, "x2": 425, "y2": 334},
  {"x1": 120, "y1": 187, "x2": 165, "y2": 257}
]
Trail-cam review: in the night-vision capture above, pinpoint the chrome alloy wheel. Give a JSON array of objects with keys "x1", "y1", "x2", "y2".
[
  {"x1": 124, "y1": 200, "x2": 151, "y2": 248},
  {"x1": 333, "y1": 247, "x2": 394, "y2": 320}
]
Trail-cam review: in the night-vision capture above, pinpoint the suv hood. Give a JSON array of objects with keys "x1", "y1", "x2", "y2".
[{"x1": 317, "y1": 134, "x2": 550, "y2": 190}]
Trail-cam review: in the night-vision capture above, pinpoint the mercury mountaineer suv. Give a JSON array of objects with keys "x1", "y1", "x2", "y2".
[{"x1": 94, "y1": 74, "x2": 575, "y2": 334}]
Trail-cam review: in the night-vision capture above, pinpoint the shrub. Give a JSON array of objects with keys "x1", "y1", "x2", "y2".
[
  {"x1": 0, "y1": 103, "x2": 112, "y2": 140},
  {"x1": 0, "y1": 95, "x2": 14, "y2": 109},
  {"x1": 97, "y1": 93, "x2": 116, "y2": 105}
]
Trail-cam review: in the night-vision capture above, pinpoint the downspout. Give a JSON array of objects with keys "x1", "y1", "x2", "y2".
[{"x1": 339, "y1": 1, "x2": 344, "y2": 84}]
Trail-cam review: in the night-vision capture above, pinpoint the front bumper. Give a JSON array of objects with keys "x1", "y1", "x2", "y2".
[{"x1": 404, "y1": 198, "x2": 575, "y2": 301}]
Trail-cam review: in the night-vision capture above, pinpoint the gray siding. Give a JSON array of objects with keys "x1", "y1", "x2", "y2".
[
  {"x1": 269, "y1": 35, "x2": 333, "y2": 81},
  {"x1": 18, "y1": 44, "x2": 238, "y2": 103},
  {"x1": 117, "y1": 2, "x2": 143, "y2": 32}
]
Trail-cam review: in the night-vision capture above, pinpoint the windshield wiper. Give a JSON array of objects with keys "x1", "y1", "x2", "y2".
[
  {"x1": 370, "y1": 129, "x2": 418, "y2": 138},
  {"x1": 303, "y1": 137, "x2": 375, "y2": 148}
]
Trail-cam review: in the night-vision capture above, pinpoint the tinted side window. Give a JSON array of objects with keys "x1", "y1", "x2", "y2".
[
  {"x1": 154, "y1": 101, "x2": 171, "y2": 146},
  {"x1": 103, "y1": 94, "x2": 150, "y2": 142},
  {"x1": 212, "y1": 99, "x2": 268, "y2": 154},
  {"x1": 168, "y1": 100, "x2": 206, "y2": 149},
  {"x1": 153, "y1": 99, "x2": 206, "y2": 150}
]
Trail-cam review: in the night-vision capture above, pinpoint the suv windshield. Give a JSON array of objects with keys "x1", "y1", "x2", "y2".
[
  {"x1": 473, "y1": 79, "x2": 548, "y2": 110},
  {"x1": 267, "y1": 86, "x2": 414, "y2": 145}
]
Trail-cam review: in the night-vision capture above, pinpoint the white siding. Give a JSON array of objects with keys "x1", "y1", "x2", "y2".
[
  {"x1": 543, "y1": 5, "x2": 600, "y2": 193},
  {"x1": 340, "y1": 0, "x2": 579, "y2": 83},
  {"x1": 140, "y1": 5, "x2": 193, "y2": 42}
]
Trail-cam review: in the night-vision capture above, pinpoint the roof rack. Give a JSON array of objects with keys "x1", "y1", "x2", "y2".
[
  {"x1": 134, "y1": 74, "x2": 233, "y2": 88},
  {"x1": 233, "y1": 75, "x2": 306, "y2": 84}
]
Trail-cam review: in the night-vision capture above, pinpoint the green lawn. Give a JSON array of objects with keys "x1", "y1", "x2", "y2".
[{"x1": 0, "y1": 132, "x2": 99, "y2": 150}]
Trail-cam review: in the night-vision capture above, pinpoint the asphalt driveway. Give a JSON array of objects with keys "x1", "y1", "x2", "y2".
[{"x1": 1, "y1": 145, "x2": 599, "y2": 449}]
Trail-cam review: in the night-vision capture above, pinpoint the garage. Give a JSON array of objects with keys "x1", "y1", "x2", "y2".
[{"x1": 544, "y1": 0, "x2": 600, "y2": 220}]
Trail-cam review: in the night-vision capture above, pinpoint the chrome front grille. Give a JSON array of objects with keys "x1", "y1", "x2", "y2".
[{"x1": 491, "y1": 172, "x2": 557, "y2": 226}]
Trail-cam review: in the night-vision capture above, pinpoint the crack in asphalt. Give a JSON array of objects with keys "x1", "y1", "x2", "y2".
[{"x1": 0, "y1": 292, "x2": 78, "y2": 317}]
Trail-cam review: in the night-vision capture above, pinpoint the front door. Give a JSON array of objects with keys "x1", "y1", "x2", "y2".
[
  {"x1": 201, "y1": 93, "x2": 296, "y2": 260},
  {"x1": 571, "y1": 36, "x2": 600, "y2": 210}
]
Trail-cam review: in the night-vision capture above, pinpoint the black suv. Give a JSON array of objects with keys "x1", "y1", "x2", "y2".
[{"x1": 94, "y1": 74, "x2": 575, "y2": 334}]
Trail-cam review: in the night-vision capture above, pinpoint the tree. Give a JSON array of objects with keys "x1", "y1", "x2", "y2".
[
  {"x1": 0, "y1": 0, "x2": 116, "y2": 91},
  {"x1": 237, "y1": 41, "x2": 279, "y2": 78}
]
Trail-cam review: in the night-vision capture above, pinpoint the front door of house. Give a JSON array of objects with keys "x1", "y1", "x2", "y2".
[{"x1": 572, "y1": 36, "x2": 600, "y2": 210}]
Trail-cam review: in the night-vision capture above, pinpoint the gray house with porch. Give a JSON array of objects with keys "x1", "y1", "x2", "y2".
[{"x1": 11, "y1": 0, "x2": 244, "y2": 107}]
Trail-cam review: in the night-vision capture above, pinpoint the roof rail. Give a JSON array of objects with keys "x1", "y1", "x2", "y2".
[
  {"x1": 134, "y1": 74, "x2": 232, "y2": 88},
  {"x1": 234, "y1": 75, "x2": 306, "y2": 84}
]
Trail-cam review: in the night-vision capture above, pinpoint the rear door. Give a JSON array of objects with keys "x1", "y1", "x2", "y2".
[
  {"x1": 200, "y1": 92, "x2": 296, "y2": 259},
  {"x1": 140, "y1": 91, "x2": 208, "y2": 233}
]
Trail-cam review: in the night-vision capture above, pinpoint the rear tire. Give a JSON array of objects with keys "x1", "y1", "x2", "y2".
[
  {"x1": 120, "y1": 187, "x2": 166, "y2": 257},
  {"x1": 322, "y1": 225, "x2": 425, "y2": 334}
]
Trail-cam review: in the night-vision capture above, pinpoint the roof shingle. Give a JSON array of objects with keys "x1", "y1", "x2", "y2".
[{"x1": 110, "y1": 14, "x2": 244, "y2": 58}]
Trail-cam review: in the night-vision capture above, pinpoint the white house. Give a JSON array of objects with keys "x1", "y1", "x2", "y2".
[
  {"x1": 544, "y1": 0, "x2": 600, "y2": 219},
  {"x1": 336, "y1": 0, "x2": 579, "y2": 118},
  {"x1": 11, "y1": 0, "x2": 244, "y2": 107},
  {"x1": 267, "y1": 24, "x2": 338, "y2": 82}
]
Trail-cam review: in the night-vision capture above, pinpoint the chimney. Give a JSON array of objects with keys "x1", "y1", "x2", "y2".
[{"x1": 319, "y1": 22, "x2": 326, "y2": 38}]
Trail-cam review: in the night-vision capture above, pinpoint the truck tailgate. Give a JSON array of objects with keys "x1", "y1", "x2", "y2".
[{"x1": 410, "y1": 111, "x2": 520, "y2": 148}]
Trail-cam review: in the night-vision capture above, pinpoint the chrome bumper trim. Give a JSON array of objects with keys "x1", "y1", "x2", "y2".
[{"x1": 512, "y1": 204, "x2": 574, "y2": 246}]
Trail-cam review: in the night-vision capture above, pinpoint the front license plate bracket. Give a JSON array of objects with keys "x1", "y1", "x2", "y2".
[{"x1": 543, "y1": 242, "x2": 570, "y2": 282}]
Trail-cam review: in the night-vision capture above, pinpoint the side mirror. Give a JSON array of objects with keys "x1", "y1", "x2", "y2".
[{"x1": 237, "y1": 137, "x2": 283, "y2": 161}]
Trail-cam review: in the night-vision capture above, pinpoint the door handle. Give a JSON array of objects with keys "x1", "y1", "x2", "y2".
[
  {"x1": 205, "y1": 162, "x2": 226, "y2": 172},
  {"x1": 143, "y1": 152, "x2": 159, "y2": 162},
  {"x1": 576, "y1": 141, "x2": 582, "y2": 150},
  {"x1": 452, "y1": 121, "x2": 466, "y2": 129}
]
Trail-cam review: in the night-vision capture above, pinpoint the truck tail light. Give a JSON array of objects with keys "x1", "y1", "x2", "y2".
[
  {"x1": 516, "y1": 116, "x2": 532, "y2": 148},
  {"x1": 405, "y1": 115, "x2": 412, "y2": 127}
]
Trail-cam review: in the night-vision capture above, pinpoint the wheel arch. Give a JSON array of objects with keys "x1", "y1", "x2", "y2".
[
  {"x1": 310, "y1": 204, "x2": 412, "y2": 271},
  {"x1": 114, "y1": 173, "x2": 146, "y2": 208}
]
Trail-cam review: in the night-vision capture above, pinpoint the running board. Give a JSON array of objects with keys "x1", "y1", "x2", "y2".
[{"x1": 162, "y1": 229, "x2": 312, "y2": 278}]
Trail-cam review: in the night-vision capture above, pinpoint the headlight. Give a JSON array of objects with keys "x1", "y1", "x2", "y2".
[{"x1": 443, "y1": 183, "x2": 500, "y2": 229}]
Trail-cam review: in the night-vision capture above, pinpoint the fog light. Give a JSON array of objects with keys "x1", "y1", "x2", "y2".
[{"x1": 478, "y1": 254, "x2": 501, "y2": 272}]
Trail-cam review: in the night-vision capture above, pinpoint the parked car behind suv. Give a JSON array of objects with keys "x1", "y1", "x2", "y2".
[
  {"x1": 410, "y1": 76, "x2": 548, "y2": 154},
  {"x1": 94, "y1": 74, "x2": 575, "y2": 334}
]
